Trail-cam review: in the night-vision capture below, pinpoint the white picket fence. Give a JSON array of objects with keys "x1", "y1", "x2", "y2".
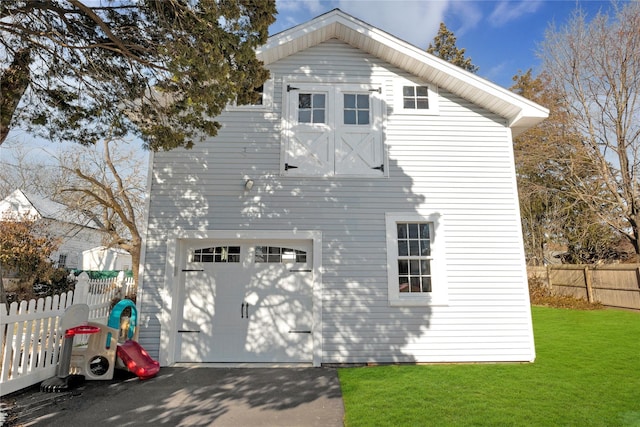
[{"x1": 0, "y1": 272, "x2": 135, "y2": 396}]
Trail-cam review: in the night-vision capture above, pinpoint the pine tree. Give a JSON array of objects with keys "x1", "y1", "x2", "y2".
[
  {"x1": 427, "y1": 22, "x2": 479, "y2": 73},
  {"x1": 0, "y1": 1, "x2": 277, "y2": 150}
]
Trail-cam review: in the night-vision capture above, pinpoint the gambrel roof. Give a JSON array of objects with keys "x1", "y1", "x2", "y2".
[{"x1": 257, "y1": 9, "x2": 548, "y2": 136}]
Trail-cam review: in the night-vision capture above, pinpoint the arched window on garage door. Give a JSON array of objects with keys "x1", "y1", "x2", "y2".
[
  {"x1": 191, "y1": 246, "x2": 241, "y2": 263},
  {"x1": 254, "y1": 246, "x2": 307, "y2": 263}
]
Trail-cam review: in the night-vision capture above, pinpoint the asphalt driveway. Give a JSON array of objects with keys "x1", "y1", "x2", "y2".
[{"x1": 2, "y1": 367, "x2": 344, "y2": 426}]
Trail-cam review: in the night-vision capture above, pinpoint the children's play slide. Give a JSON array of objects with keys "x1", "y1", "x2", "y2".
[
  {"x1": 116, "y1": 340, "x2": 160, "y2": 380},
  {"x1": 108, "y1": 299, "x2": 160, "y2": 380},
  {"x1": 41, "y1": 300, "x2": 160, "y2": 392}
]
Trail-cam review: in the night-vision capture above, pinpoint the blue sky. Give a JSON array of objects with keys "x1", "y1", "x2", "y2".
[
  {"x1": 271, "y1": 0, "x2": 625, "y2": 88},
  {"x1": 0, "y1": 0, "x2": 627, "y2": 165}
]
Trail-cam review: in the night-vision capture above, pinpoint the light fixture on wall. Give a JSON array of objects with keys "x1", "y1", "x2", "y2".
[{"x1": 244, "y1": 179, "x2": 254, "y2": 191}]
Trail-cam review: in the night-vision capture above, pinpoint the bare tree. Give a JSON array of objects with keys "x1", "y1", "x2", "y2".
[
  {"x1": 512, "y1": 69, "x2": 625, "y2": 264},
  {"x1": 0, "y1": 141, "x2": 67, "y2": 198},
  {"x1": 57, "y1": 137, "x2": 147, "y2": 286},
  {"x1": 539, "y1": 2, "x2": 640, "y2": 255}
]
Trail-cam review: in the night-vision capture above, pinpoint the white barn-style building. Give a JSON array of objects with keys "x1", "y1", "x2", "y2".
[{"x1": 139, "y1": 10, "x2": 548, "y2": 366}]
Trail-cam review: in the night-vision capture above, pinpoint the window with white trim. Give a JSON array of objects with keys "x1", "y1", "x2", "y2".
[
  {"x1": 283, "y1": 83, "x2": 385, "y2": 177},
  {"x1": 402, "y1": 86, "x2": 429, "y2": 110},
  {"x1": 297, "y1": 93, "x2": 326, "y2": 123},
  {"x1": 343, "y1": 93, "x2": 370, "y2": 125},
  {"x1": 57, "y1": 254, "x2": 68, "y2": 269},
  {"x1": 397, "y1": 223, "x2": 432, "y2": 293},
  {"x1": 395, "y1": 80, "x2": 439, "y2": 115},
  {"x1": 386, "y1": 213, "x2": 448, "y2": 306},
  {"x1": 228, "y1": 79, "x2": 273, "y2": 110}
]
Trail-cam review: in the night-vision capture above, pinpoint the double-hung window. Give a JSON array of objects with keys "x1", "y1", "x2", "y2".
[
  {"x1": 386, "y1": 213, "x2": 448, "y2": 306},
  {"x1": 283, "y1": 83, "x2": 385, "y2": 177},
  {"x1": 397, "y1": 222, "x2": 433, "y2": 294}
]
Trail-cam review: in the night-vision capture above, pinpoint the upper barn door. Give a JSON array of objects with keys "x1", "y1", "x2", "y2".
[
  {"x1": 335, "y1": 88, "x2": 384, "y2": 176},
  {"x1": 284, "y1": 87, "x2": 334, "y2": 176},
  {"x1": 284, "y1": 83, "x2": 384, "y2": 177},
  {"x1": 178, "y1": 240, "x2": 313, "y2": 363}
]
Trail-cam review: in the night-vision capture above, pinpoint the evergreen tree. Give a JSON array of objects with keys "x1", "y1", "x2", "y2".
[
  {"x1": 427, "y1": 22, "x2": 479, "y2": 73},
  {"x1": 0, "y1": 1, "x2": 277, "y2": 150}
]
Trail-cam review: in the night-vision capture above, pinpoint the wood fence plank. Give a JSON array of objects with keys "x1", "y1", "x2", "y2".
[{"x1": 530, "y1": 264, "x2": 640, "y2": 310}]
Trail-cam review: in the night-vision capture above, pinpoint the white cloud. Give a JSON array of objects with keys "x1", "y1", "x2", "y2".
[
  {"x1": 449, "y1": 1, "x2": 483, "y2": 37},
  {"x1": 488, "y1": 0, "x2": 543, "y2": 27},
  {"x1": 272, "y1": 0, "x2": 338, "y2": 33},
  {"x1": 273, "y1": 1, "x2": 457, "y2": 48},
  {"x1": 481, "y1": 61, "x2": 509, "y2": 83},
  {"x1": 276, "y1": 0, "x2": 328, "y2": 14},
  {"x1": 335, "y1": 0, "x2": 450, "y2": 48}
]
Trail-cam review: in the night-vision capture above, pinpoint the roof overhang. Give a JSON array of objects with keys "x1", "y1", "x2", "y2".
[{"x1": 258, "y1": 9, "x2": 548, "y2": 136}]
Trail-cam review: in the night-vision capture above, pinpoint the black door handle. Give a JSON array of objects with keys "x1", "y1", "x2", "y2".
[{"x1": 241, "y1": 302, "x2": 250, "y2": 318}]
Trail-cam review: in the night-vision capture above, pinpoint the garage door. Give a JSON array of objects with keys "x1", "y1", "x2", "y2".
[{"x1": 178, "y1": 240, "x2": 313, "y2": 363}]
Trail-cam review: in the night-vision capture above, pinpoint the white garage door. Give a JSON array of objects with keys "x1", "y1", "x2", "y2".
[{"x1": 178, "y1": 240, "x2": 313, "y2": 363}]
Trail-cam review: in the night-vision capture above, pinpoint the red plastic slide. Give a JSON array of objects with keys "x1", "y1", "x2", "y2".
[{"x1": 116, "y1": 340, "x2": 160, "y2": 380}]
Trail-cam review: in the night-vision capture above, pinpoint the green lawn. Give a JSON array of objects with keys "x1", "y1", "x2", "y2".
[{"x1": 338, "y1": 307, "x2": 640, "y2": 426}]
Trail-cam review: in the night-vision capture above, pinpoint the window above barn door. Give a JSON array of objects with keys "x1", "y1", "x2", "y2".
[{"x1": 283, "y1": 83, "x2": 386, "y2": 177}]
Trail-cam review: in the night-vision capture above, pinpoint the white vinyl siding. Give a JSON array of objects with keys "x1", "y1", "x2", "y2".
[{"x1": 141, "y1": 38, "x2": 535, "y2": 365}]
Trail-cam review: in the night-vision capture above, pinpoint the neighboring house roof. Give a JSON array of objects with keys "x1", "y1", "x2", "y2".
[
  {"x1": 0, "y1": 189, "x2": 103, "y2": 229},
  {"x1": 82, "y1": 246, "x2": 131, "y2": 256},
  {"x1": 257, "y1": 9, "x2": 548, "y2": 136}
]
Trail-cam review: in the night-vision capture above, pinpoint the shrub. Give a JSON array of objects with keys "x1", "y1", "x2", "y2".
[{"x1": 528, "y1": 275, "x2": 603, "y2": 310}]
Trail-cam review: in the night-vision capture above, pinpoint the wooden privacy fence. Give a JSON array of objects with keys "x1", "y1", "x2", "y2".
[
  {"x1": 0, "y1": 272, "x2": 136, "y2": 396},
  {"x1": 528, "y1": 264, "x2": 640, "y2": 310}
]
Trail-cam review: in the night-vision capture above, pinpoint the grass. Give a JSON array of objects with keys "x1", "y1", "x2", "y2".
[{"x1": 338, "y1": 307, "x2": 640, "y2": 426}]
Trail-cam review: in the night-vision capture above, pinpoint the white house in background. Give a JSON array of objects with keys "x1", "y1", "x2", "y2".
[
  {"x1": 139, "y1": 9, "x2": 548, "y2": 367},
  {"x1": 82, "y1": 246, "x2": 132, "y2": 271},
  {"x1": 0, "y1": 189, "x2": 105, "y2": 270}
]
